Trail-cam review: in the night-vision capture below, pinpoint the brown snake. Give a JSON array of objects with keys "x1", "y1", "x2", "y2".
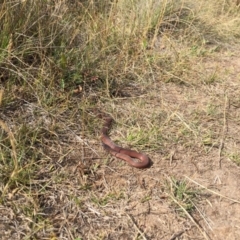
[{"x1": 100, "y1": 115, "x2": 150, "y2": 168}]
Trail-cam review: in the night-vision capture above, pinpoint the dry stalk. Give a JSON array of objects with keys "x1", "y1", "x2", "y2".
[
  {"x1": 126, "y1": 213, "x2": 147, "y2": 240},
  {"x1": 0, "y1": 119, "x2": 18, "y2": 194},
  {"x1": 168, "y1": 194, "x2": 211, "y2": 240},
  {"x1": 218, "y1": 94, "x2": 229, "y2": 168},
  {"x1": 185, "y1": 176, "x2": 240, "y2": 204}
]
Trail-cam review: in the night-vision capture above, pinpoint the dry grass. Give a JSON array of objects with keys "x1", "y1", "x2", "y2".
[{"x1": 0, "y1": 0, "x2": 240, "y2": 239}]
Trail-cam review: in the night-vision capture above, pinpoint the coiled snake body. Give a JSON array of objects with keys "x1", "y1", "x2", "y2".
[{"x1": 101, "y1": 116, "x2": 150, "y2": 168}]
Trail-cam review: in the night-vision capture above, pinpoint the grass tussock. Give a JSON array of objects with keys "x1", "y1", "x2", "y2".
[{"x1": 0, "y1": 0, "x2": 240, "y2": 239}]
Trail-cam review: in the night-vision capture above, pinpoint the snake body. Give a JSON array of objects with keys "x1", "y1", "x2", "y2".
[{"x1": 101, "y1": 116, "x2": 150, "y2": 168}]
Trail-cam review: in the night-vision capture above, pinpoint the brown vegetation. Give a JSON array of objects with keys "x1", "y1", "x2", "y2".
[{"x1": 0, "y1": 0, "x2": 240, "y2": 239}]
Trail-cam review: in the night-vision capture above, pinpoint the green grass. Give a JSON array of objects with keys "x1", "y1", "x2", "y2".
[
  {"x1": 166, "y1": 177, "x2": 200, "y2": 215},
  {"x1": 229, "y1": 152, "x2": 240, "y2": 166}
]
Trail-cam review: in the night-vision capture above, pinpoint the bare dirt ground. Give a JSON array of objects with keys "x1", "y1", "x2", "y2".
[
  {"x1": 1, "y1": 47, "x2": 240, "y2": 240},
  {"x1": 82, "y1": 47, "x2": 240, "y2": 239}
]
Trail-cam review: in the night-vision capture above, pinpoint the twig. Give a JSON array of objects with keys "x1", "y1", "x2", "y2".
[
  {"x1": 168, "y1": 194, "x2": 211, "y2": 240},
  {"x1": 185, "y1": 176, "x2": 240, "y2": 204},
  {"x1": 126, "y1": 213, "x2": 147, "y2": 240},
  {"x1": 169, "y1": 230, "x2": 185, "y2": 240},
  {"x1": 218, "y1": 138, "x2": 224, "y2": 168},
  {"x1": 219, "y1": 94, "x2": 229, "y2": 168}
]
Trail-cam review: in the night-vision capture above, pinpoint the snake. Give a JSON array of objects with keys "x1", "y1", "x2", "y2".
[{"x1": 100, "y1": 115, "x2": 150, "y2": 168}]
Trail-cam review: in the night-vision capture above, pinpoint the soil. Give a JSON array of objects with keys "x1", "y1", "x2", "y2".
[{"x1": 86, "y1": 48, "x2": 240, "y2": 240}]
